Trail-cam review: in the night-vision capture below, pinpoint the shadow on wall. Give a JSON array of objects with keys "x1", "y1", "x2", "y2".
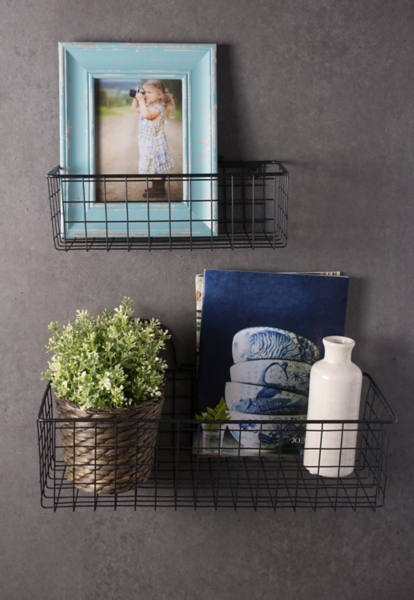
[
  {"x1": 217, "y1": 45, "x2": 244, "y2": 161},
  {"x1": 346, "y1": 276, "x2": 406, "y2": 405}
]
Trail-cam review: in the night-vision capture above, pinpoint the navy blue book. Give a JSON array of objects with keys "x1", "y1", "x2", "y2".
[{"x1": 196, "y1": 270, "x2": 349, "y2": 426}]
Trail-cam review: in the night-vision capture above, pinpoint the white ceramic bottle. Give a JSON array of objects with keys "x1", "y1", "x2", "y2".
[{"x1": 303, "y1": 336, "x2": 363, "y2": 477}]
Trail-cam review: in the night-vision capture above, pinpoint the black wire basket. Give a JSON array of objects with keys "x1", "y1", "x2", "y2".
[
  {"x1": 37, "y1": 364, "x2": 396, "y2": 511},
  {"x1": 47, "y1": 160, "x2": 289, "y2": 251}
]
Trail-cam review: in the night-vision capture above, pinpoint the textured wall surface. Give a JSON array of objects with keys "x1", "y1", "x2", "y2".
[{"x1": 1, "y1": 1, "x2": 413, "y2": 599}]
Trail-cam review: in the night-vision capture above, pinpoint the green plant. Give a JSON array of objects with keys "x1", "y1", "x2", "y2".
[
  {"x1": 42, "y1": 297, "x2": 170, "y2": 409},
  {"x1": 195, "y1": 397, "x2": 230, "y2": 431}
]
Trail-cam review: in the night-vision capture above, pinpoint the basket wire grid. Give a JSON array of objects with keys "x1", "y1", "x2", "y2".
[
  {"x1": 47, "y1": 160, "x2": 289, "y2": 251},
  {"x1": 37, "y1": 366, "x2": 396, "y2": 511}
]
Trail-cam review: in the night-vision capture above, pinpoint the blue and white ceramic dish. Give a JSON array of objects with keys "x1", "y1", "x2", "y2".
[
  {"x1": 230, "y1": 359, "x2": 311, "y2": 395},
  {"x1": 225, "y1": 382, "x2": 308, "y2": 415},
  {"x1": 227, "y1": 410, "x2": 306, "y2": 449},
  {"x1": 232, "y1": 327, "x2": 320, "y2": 365}
]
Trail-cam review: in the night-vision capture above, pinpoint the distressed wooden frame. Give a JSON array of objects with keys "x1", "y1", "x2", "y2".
[{"x1": 59, "y1": 42, "x2": 217, "y2": 238}]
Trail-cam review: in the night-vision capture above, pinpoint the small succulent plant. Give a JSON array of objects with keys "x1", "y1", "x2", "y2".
[{"x1": 195, "y1": 397, "x2": 230, "y2": 431}]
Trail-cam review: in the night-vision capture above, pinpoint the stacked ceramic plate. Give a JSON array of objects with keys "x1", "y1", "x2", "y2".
[{"x1": 225, "y1": 327, "x2": 320, "y2": 449}]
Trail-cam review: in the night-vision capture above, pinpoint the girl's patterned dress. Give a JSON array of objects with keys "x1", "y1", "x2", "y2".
[{"x1": 138, "y1": 104, "x2": 174, "y2": 174}]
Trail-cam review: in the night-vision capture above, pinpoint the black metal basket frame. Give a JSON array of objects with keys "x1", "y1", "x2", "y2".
[
  {"x1": 37, "y1": 365, "x2": 396, "y2": 512},
  {"x1": 47, "y1": 160, "x2": 289, "y2": 251}
]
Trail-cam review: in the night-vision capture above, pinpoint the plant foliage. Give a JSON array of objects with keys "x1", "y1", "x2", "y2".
[
  {"x1": 195, "y1": 397, "x2": 230, "y2": 430},
  {"x1": 42, "y1": 297, "x2": 170, "y2": 409}
]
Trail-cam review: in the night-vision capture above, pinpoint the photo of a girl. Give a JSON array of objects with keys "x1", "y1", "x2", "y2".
[
  {"x1": 95, "y1": 77, "x2": 182, "y2": 201},
  {"x1": 131, "y1": 80, "x2": 175, "y2": 198}
]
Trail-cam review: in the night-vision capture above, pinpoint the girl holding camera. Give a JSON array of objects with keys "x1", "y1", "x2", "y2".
[{"x1": 131, "y1": 80, "x2": 174, "y2": 198}]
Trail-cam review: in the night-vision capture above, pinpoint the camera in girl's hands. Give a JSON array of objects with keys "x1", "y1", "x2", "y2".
[{"x1": 129, "y1": 87, "x2": 145, "y2": 98}]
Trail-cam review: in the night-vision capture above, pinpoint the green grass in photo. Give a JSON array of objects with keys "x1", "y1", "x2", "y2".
[{"x1": 97, "y1": 105, "x2": 132, "y2": 119}]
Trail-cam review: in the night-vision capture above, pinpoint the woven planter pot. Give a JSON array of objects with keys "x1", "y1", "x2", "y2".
[{"x1": 54, "y1": 393, "x2": 165, "y2": 495}]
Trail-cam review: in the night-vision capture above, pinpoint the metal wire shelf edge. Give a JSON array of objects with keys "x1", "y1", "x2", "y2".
[
  {"x1": 41, "y1": 461, "x2": 386, "y2": 489},
  {"x1": 47, "y1": 161, "x2": 288, "y2": 179},
  {"x1": 40, "y1": 482, "x2": 385, "y2": 511},
  {"x1": 40, "y1": 463, "x2": 384, "y2": 511},
  {"x1": 41, "y1": 502, "x2": 382, "y2": 511},
  {"x1": 37, "y1": 376, "x2": 397, "y2": 425},
  {"x1": 39, "y1": 480, "x2": 386, "y2": 512},
  {"x1": 51, "y1": 237, "x2": 287, "y2": 252}
]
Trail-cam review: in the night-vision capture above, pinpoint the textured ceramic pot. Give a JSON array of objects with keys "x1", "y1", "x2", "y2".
[{"x1": 303, "y1": 336, "x2": 363, "y2": 478}]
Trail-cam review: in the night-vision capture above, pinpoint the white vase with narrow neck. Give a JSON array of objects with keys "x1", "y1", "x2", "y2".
[{"x1": 303, "y1": 336, "x2": 363, "y2": 478}]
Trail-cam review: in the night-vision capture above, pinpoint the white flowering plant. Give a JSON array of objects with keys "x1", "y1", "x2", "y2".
[{"x1": 42, "y1": 297, "x2": 170, "y2": 409}]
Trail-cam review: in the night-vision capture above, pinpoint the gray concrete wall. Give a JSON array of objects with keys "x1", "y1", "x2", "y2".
[{"x1": 1, "y1": 1, "x2": 412, "y2": 598}]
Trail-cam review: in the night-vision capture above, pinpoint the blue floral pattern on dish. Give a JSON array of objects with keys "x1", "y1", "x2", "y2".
[
  {"x1": 225, "y1": 382, "x2": 308, "y2": 414},
  {"x1": 227, "y1": 410, "x2": 306, "y2": 449},
  {"x1": 234, "y1": 396, "x2": 308, "y2": 415},
  {"x1": 232, "y1": 327, "x2": 320, "y2": 365},
  {"x1": 230, "y1": 359, "x2": 311, "y2": 395},
  {"x1": 228, "y1": 414, "x2": 300, "y2": 449}
]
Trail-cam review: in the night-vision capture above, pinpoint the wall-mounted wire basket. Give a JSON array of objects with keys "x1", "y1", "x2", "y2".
[
  {"x1": 37, "y1": 365, "x2": 396, "y2": 511},
  {"x1": 47, "y1": 160, "x2": 289, "y2": 251}
]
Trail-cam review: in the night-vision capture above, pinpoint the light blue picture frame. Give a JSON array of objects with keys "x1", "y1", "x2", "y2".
[{"x1": 59, "y1": 42, "x2": 217, "y2": 238}]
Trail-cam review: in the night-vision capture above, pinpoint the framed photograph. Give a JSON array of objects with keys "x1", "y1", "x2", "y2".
[{"x1": 59, "y1": 42, "x2": 217, "y2": 238}]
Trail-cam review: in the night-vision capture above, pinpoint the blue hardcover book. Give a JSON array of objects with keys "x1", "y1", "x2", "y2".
[{"x1": 196, "y1": 270, "x2": 349, "y2": 442}]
